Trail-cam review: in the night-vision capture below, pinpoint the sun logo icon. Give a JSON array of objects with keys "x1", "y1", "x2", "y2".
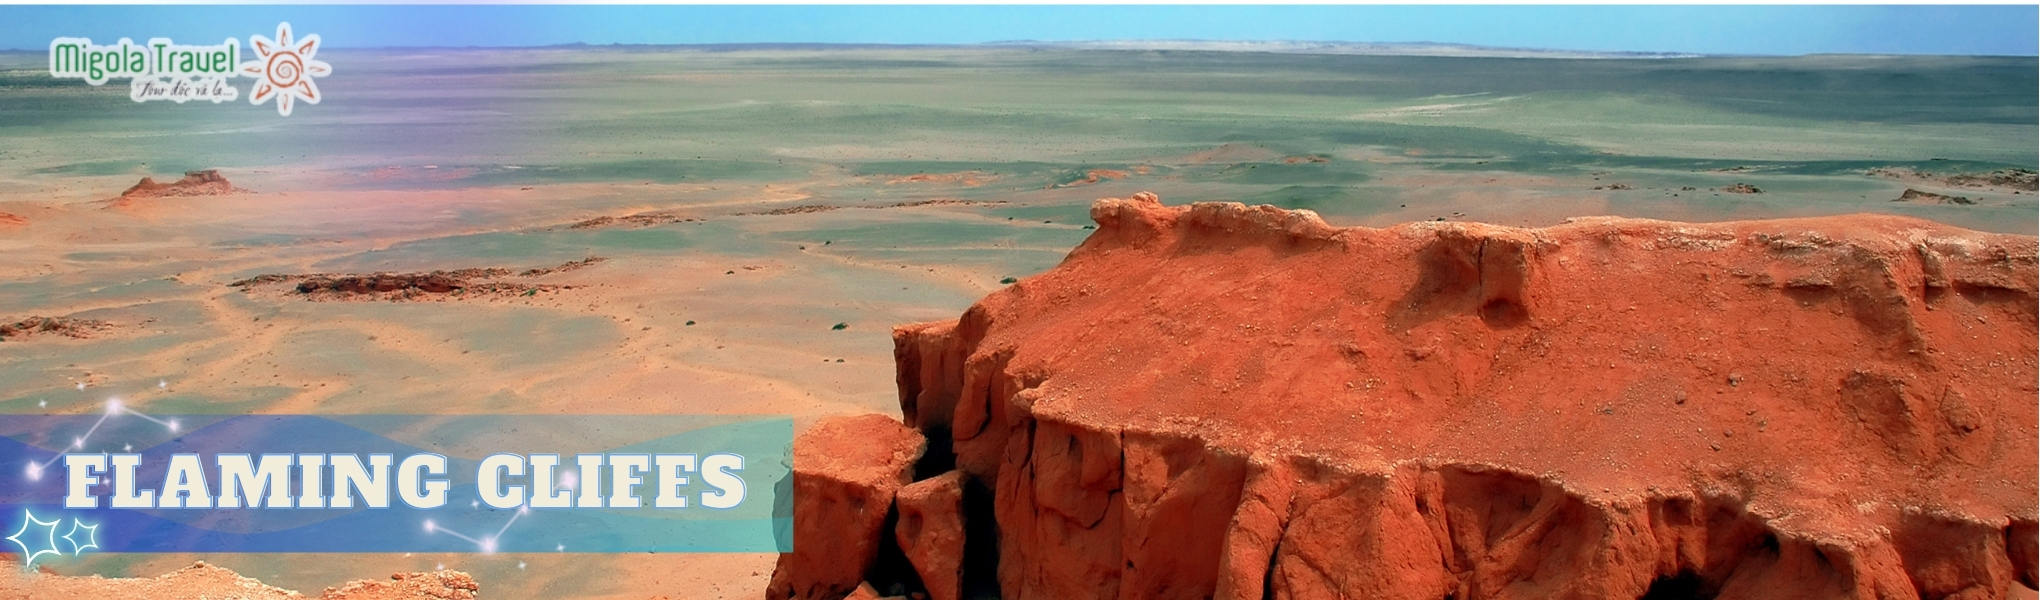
[{"x1": 240, "y1": 22, "x2": 331, "y2": 117}]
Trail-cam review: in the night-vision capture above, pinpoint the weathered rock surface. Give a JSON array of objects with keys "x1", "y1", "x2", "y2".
[
  {"x1": 768, "y1": 414, "x2": 926, "y2": 600},
  {"x1": 318, "y1": 571, "x2": 479, "y2": 600},
  {"x1": 896, "y1": 471, "x2": 967, "y2": 600},
  {"x1": 843, "y1": 581, "x2": 885, "y2": 600},
  {"x1": 228, "y1": 258, "x2": 605, "y2": 301},
  {"x1": 111, "y1": 169, "x2": 250, "y2": 208},
  {"x1": 0, "y1": 316, "x2": 114, "y2": 340},
  {"x1": 1896, "y1": 188, "x2": 1978, "y2": 205},
  {"x1": 867, "y1": 192, "x2": 2037, "y2": 599},
  {"x1": 1871, "y1": 167, "x2": 2040, "y2": 192}
]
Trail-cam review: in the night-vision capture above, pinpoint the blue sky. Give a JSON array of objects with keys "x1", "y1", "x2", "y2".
[{"x1": 2, "y1": 5, "x2": 2034, "y2": 56}]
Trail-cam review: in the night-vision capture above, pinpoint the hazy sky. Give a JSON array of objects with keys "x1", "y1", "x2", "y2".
[{"x1": 3, "y1": 5, "x2": 2035, "y2": 56}]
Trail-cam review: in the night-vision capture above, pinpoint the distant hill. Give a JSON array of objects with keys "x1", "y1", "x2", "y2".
[{"x1": 982, "y1": 40, "x2": 1703, "y2": 59}]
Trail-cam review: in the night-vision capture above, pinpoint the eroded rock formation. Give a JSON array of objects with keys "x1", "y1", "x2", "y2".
[
  {"x1": 1871, "y1": 168, "x2": 2040, "y2": 193},
  {"x1": 1896, "y1": 188, "x2": 1977, "y2": 206},
  {"x1": 768, "y1": 414, "x2": 926, "y2": 600},
  {"x1": 779, "y1": 192, "x2": 2039, "y2": 600},
  {"x1": 0, "y1": 316, "x2": 114, "y2": 340},
  {"x1": 111, "y1": 170, "x2": 250, "y2": 208},
  {"x1": 228, "y1": 258, "x2": 605, "y2": 301},
  {"x1": 896, "y1": 471, "x2": 968, "y2": 600}
]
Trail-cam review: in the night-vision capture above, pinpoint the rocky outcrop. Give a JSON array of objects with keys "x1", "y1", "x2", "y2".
[
  {"x1": 228, "y1": 258, "x2": 605, "y2": 301},
  {"x1": 768, "y1": 414, "x2": 925, "y2": 600},
  {"x1": 318, "y1": 571, "x2": 479, "y2": 600},
  {"x1": 896, "y1": 471, "x2": 967, "y2": 600},
  {"x1": 110, "y1": 169, "x2": 249, "y2": 208},
  {"x1": 0, "y1": 560, "x2": 477, "y2": 599},
  {"x1": 886, "y1": 171, "x2": 996, "y2": 186},
  {"x1": 0, "y1": 316, "x2": 114, "y2": 340},
  {"x1": 121, "y1": 169, "x2": 245, "y2": 196},
  {"x1": 843, "y1": 582, "x2": 885, "y2": 600},
  {"x1": 1896, "y1": 188, "x2": 1977, "y2": 205},
  {"x1": 1054, "y1": 169, "x2": 1132, "y2": 189},
  {"x1": 792, "y1": 192, "x2": 2039, "y2": 600},
  {"x1": 1871, "y1": 167, "x2": 2039, "y2": 192}
]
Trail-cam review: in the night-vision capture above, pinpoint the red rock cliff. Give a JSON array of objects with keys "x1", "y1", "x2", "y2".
[{"x1": 786, "y1": 192, "x2": 2040, "y2": 600}]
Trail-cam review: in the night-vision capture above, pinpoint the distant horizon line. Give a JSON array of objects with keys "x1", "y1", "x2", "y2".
[{"x1": 3, "y1": 39, "x2": 2034, "y2": 59}]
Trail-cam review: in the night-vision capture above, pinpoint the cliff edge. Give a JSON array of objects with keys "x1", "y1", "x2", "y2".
[{"x1": 781, "y1": 192, "x2": 2038, "y2": 600}]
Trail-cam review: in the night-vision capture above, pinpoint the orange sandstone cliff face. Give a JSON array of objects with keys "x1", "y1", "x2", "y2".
[
  {"x1": 768, "y1": 414, "x2": 927, "y2": 600},
  {"x1": 777, "y1": 192, "x2": 2039, "y2": 600}
]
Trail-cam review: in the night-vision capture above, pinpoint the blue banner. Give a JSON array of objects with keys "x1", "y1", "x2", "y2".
[{"x1": 0, "y1": 413, "x2": 792, "y2": 565}]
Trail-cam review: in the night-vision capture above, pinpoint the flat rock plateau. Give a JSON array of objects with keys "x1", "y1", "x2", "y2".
[{"x1": 773, "y1": 193, "x2": 2038, "y2": 600}]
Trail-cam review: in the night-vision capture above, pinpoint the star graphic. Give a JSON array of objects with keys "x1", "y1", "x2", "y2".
[
  {"x1": 240, "y1": 22, "x2": 331, "y2": 117},
  {"x1": 61, "y1": 520, "x2": 97, "y2": 555},
  {"x1": 5, "y1": 510, "x2": 63, "y2": 568}
]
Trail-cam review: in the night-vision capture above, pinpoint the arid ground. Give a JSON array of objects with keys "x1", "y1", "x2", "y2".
[{"x1": 0, "y1": 47, "x2": 2033, "y2": 598}]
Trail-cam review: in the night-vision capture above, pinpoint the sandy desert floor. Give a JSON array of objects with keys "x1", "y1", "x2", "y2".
[{"x1": 0, "y1": 47, "x2": 2032, "y2": 598}]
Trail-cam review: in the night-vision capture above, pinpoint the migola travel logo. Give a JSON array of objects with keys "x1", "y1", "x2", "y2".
[{"x1": 48, "y1": 22, "x2": 331, "y2": 116}]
